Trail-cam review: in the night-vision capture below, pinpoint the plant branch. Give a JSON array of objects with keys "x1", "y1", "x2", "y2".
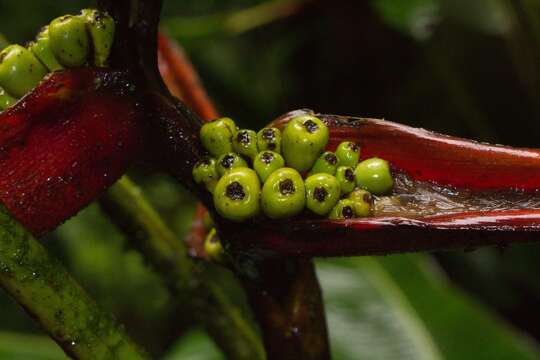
[{"x1": 0, "y1": 206, "x2": 147, "y2": 359}]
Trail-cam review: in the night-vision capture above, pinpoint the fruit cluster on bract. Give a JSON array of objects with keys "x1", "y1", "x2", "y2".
[
  {"x1": 193, "y1": 116, "x2": 395, "y2": 222},
  {"x1": 0, "y1": 9, "x2": 115, "y2": 111}
]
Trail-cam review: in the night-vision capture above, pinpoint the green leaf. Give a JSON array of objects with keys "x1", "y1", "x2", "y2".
[
  {"x1": 0, "y1": 332, "x2": 67, "y2": 360},
  {"x1": 163, "y1": 330, "x2": 224, "y2": 360}
]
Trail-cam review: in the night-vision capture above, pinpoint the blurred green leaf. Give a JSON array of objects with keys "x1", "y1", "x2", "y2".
[
  {"x1": 0, "y1": 332, "x2": 67, "y2": 360},
  {"x1": 163, "y1": 330, "x2": 224, "y2": 360}
]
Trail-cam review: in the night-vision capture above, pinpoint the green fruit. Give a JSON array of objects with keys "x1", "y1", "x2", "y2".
[
  {"x1": 213, "y1": 168, "x2": 261, "y2": 222},
  {"x1": 220, "y1": 117, "x2": 238, "y2": 136},
  {"x1": 0, "y1": 45, "x2": 48, "y2": 98},
  {"x1": 204, "y1": 228, "x2": 225, "y2": 263},
  {"x1": 0, "y1": 86, "x2": 16, "y2": 110},
  {"x1": 335, "y1": 166, "x2": 356, "y2": 195},
  {"x1": 309, "y1": 151, "x2": 339, "y2": 176},
  {"x1": 80, "y1": 9, "x2": 115, "y2": 67},
  {"x1": 200, "y1": 118, "x2": 236, "y2": 157},
  {"x1": 305, "y1": 173, "x2": 341, "y2": 216},
  {"x1": 257, "y1": 127, "x2": 281, "y2": 153},
  {"x1": 348, "y1": 189, "x2": 373, "y2": 217},
  {"x1": 253, "y1": 151, "x2": 285, "y2": 182},
  {"x1": 335, "y1": 141, "x2": 360, "y2": 167},
  {"x1": 282, "y1": 115, "x2": 329, "y2": 172},
  {"x1": 28, "y1": 27, "x2": 64, "y2": 72},
  {"x1": 233, "y1": 129, "x2": 258, "y2": 159},
  {"x1": 49, "y1": 15, "x2": 90, "y2": 67},
  {"x1": 261, "y1": 168, "x2": 305, "y2": 219},
  {"x1": 217, "y1": 153, "x2": 248, "y2": 176},
  {"x1": 355, "y1": 157, "x2": 394, "y2": 195},
  {"x1": 192, "y1": 157, "x2": 219, "y2": 193},
  {"x1": 328, "y1": 199, "x2": 356, "y2": 220}
]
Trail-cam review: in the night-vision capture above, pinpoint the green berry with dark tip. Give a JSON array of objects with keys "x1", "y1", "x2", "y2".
[
  {"x1": 28, "y1": 27, "x2": 64, "y2": 72},
  {"x1": 253, "y1": 151, "x2": 285, "y2": 182},
  {"x1": 0, "y1": 86, "x2": 16, "y2": 110},
  {"x1": 80, "y1": 9, "x2": 115, "y2": 67},
  {"x1": 257, "y1": 127, "x2": 281, "y2": 153},
  {"x1": 192, "y1": 157, "x2": 219, "y2": 193},
  {"x1": 309, "y1": 151, "x2": 339, "y2": 176},
  {"x1": 0, "y1": 45, "x2": 48, "y2": 98},
  {"x1": 204, "y1": 228, "x2": 225, "y2": 263},
  {"x1": 328, "y1": 199, "x2": 356, "y2": 220},
  {"x1": 305, "y1": 173, "x2": 341, "y2": 216},
  {"x1": 348, "y1": 189, "x2": 373, "y2": 217},
  {"x1": 217, "y1": 152, "x2": 248, "y2": 176},
  {"x1": 233, "y1": 129, "x2": 258, "y2": 159},
  {"x1": 261, "y1": 168, "x2": 305, "y2": 219},
  {"x1": 335, "y1": 141, "x2": 360, "y2": 167},
  {"x1": 282, "y1": 115, "x2": 329, "y2": 172},
  {"x1": 336, "y1": 166, "x2": 356, "y2": 195},
  {"x1": 213, "y1": 168, "x2": 261, "y2": 222},
  {"x1": 355, "y1": 157, "x2": 394, "y2": 195},
  {"x1": 200, "y1": 118, "x2": 237, "y2": 157},
  {"x1": 49, "y1": 15, "x2": 90, "y2": 67}
]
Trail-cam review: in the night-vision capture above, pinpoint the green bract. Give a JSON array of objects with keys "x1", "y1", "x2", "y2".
[
  {"x1": 355, "y1": 157, "x2": 394, "y2": 195},
  {"x1": 204, "y1": 228, "x2": 225, "y2": 263},
  {"x1": 233, "y1": 129, "x2": 259, "y2": 159},
  {"x1": 0, "y1": 45, "x2": 48, "y2": 98},
  {"x1": 335, "y1": 166, "x2": 356, "y2": 194},
  {"x1": 348, "y1": 189, "x2": 373, "y2": 217},
  {"x1": 335, "y1": 141, "x2": 360, "y2": 167},
  {"x1": 217, "y1": 153, "x2": 248, "y2": 176},
  {"x1": 49, "y1": 15, "x2": 90, "y2": 67},
  {"x1": 200, "y1": 118, "x2": 237, "y2": 157},
  {"x1": 253, "y1": 151, "x2": 285, "y2": 182},
  {"x1": 309, "y1": 151, "x2": 339, "y2": 176},
  {"x1": 261, "y1": 168, "x2": 305, "y2": 219},
  {"x1": 257, "y1": 127, "x2": 281, "y2": 153},
  {"x1": 192, "y1": 157, "x2": 219, "y2": 193},
  {"x1": 29, "y1": 27, "x2": 64, "y2": 72},
  {"x1": 305, "y1": 173, "x2": 341, "y2": 216},
  {"x1": 282, "y1": 115, "x2": 329, "y2": 172},
  {"x1": 328, "y1": 199, "x2": 356, "y2": 220},
  {"x1": 0, "y1": 86, "x2": 16, "y2": 110},
  {"x1": 213, "y1": 168, "x2": 261, "y2": 222},
  {"x1": 80, "y1": 9, "x2": 115, "y2": 67}
]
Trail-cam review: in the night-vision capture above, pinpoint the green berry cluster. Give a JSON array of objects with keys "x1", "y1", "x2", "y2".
[
  {"x1": 193, "y1": 116, "x2": 394, "y2": 222},
  {"x1": 0, "y1": 9, "x2": 115, "y2": 111}
]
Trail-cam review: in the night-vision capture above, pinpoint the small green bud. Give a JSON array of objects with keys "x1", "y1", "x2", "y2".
[
  {"x1": 0, "y1": 44, "x2": 48, "y2": 98},
  {"x1": 257, "y1": 127, "x2": 282, "y2": 153},
  {"x1": 335, "y1": 166, "x2": 356, "y2": 195},
  {"x1": 0, "y1": 86, "x2": 17, "y2": 110},
  {"x1": 328, "y1": 199, "x2": 356, "y2": 220},
  {"x1": 192, "y1": 157, "x2": 219, "y2": 193},
  {"x1": 335, "y1": 141, "x2": 360, "y2": 167},
  {"x1": 29, "y1": 27, "x2": 64, "y2": 72},
  {"x1": 204, "y1": 228, "x2": 225, "y2": 263},
  {"x1": 348, "y1": 189, "x2": 373, "y2": 218},
  {"x1": 49, "y1": 15, "x2": 90, "y2": 67},
  {"x1": 355, "y1": 157, "x2": 394, "y2": 195},
  {"x1": 217, "y1": 153, "x2": 248, "y2": 176},
  {"x1": 282, "y1": 115, "x2": 329, "y2": 172},
  {"x1": 233, "y1": 129, "x2": 259, "y2": 160},
  {"x1": 309, "y1": 151, "x2": 339, "y2": 176},
  {"x1": 80, "y1": 9, "x2": 115, "y2": 67},
  {"x1": 200, "y1": 118, "x2": 237, "y2": 157},
  {"x1": 253, "y1": 151, "x2": 285, "y2": 182},
  {"x1": 305, "y1": 173, "x2": 341, "y2": 216}
]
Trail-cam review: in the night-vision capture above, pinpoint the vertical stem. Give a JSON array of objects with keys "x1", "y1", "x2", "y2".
[{"x1": 0, "y1": 206, "x2": 147, "y2": 360}]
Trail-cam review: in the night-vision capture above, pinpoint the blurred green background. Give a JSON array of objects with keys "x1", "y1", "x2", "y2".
[{"x1": 1, "y1": 0, "x2": 540, "y2": 359}]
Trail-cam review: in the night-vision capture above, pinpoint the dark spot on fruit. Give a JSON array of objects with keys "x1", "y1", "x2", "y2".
[
  {"x1": 221, "y1": 154, "x2": 235, "y2": 169},
  {"x1": 363, "y1": 193, "x2": 372, "y2": 204},
  {"x1": 261, "y1": 152, "x2": 274, "y2": 164},
  {"x1": 342, "y1": 206, "x2": 354, "y2": 219},
  {"x1": 304, "y1": 120, "x2": 319, "y2": 133},
  {"x1": 280, "y1": 179, "x2": 295, "y2": 195},
  {"x1": 345, "y1": 168, "x2": 355, "y2": 182},
  {"x1": 237, "y1": 131, "x2": 250, "y2": 145},
  {"x1": 262, "y1": 128, "x2": 275, "y2": 141},
  {"x1": 313, "y1": 187, "x2": 328, "y2": 202},
  {"x1": 348, "y1": 142, "x2": 359, "y2": 152},
  {"x1": 325, "y1": 153, "x2": 337, "y2": 165},
  {"x1": 226, "y1": 182, "x2": 245, "y2": 200}
]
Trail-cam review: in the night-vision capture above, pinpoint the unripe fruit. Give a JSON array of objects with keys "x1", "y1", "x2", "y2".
[
  {"x1": 355, "y1": 157, "x2": 394, "y2": 195},
  {"x1": 213, "y1": 168, "x2": 261, "y2": 222},
  {"x1": 80, "y1": 9, "x2": 115, "y2": 67},
  {"x1": 282, "y1": 115, "x2": 329, "y2": 172},
  {"x1": 328, "y1": 199, "x2": 356, "y2": 220},
  {"x1": 217, "y1": 153, "x2": 248, "y2": 176},
  {"x1": 335, "y1": 166, "x2": 356, "y2": 195},
  {"x1": 0, "y1": 86, "x2": 16, "y2": 110},
  {"x1": 305, "y1": 173, "x2": 341, "y2": 216},
  {"x1": 261, "y1": 168, "x2": 305, "y2": 219},
  {"x1": 28, "y1": 27, "x2": 64, "y2": 72},
  {"x1": 49, "y1": 15, "x2": 90, "y2": 67},
  {"x1": 200, "y1": 118, "x2": 237, "y2": 157},
  {"x1": 0, "y1": 45, "x2": 48, "y2": 97},
  {"x1": 309, "y1": 151, "x2": 339, "y2": 176},
  {"x1": 257, "y1": 127, "x2": 281, "y2": 153},
  {"x1": 204, "y1": 228, "x2": 225, "y2": 263},
  {"x1": 233, "y1": 129, "x2": 259, "y2": 160},
  {"x1": 348, "y1": 189, "x2": 373, "y2": 217},
  {"x1": 192, "y1": 157, "x2": 219, "y2": 193},
  {"x1": 335, "y1": 141, "x2": 360, "y2": 168},
  {"x1": 253, "y1": 151, "x2": 285, "y2": 182}
]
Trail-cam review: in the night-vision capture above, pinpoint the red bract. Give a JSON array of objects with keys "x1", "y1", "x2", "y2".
[{"x1": 0, "y1": 69, "x2": 145, "y2": 235}]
